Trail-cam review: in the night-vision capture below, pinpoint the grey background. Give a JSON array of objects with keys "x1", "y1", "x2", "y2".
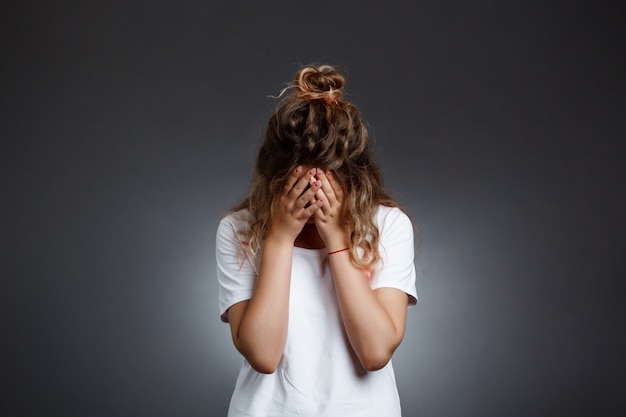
[{"x1": 3, "y1": 1, "x2": 624, "y2": 416}]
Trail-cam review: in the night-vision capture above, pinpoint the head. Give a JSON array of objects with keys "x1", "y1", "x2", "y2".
[
  {"x1": 235, "y1": 64, "x2": 398, "y2": 267},
  {"x1": 258, "y1": 65, "x2": 369, "y2": 187}
]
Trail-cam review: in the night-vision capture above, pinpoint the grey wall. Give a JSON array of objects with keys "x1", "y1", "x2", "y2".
[{"x1": 3, "y1": 1, "x2": 624, "y2": 416}]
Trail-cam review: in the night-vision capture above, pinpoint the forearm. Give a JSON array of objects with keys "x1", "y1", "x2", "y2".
[
  {"x1": 329, "y1": 250, "x2": 405, "y2": 371},
  {"x1": 236, "y1": 236, "x2": 293, "y2": 372}
]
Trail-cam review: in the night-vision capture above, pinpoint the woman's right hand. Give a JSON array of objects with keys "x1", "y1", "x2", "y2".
[
  {"x1": 267, "y1": 166, "x2": 323, "y2": 242},
  {"x1": 229, "y1": 167, "x2": 323, "y2": 373}
]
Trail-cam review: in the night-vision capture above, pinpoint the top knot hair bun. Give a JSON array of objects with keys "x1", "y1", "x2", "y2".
[{"x1": 293, "y1": 65, "x2": 345, "y2": 105}]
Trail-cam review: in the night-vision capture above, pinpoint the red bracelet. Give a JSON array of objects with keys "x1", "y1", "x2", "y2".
[{"x1": 328, "y1": 247, "x2": 349, "y2": 255}]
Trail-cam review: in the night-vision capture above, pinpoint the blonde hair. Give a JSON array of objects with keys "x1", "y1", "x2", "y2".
[{"x1": 233, "y1": 64, "x2": 400, "y2": 268}]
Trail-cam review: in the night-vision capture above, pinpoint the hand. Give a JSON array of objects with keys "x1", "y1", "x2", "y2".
[
  {"x1": 313, "y1": 169, "x2": 350, "y2": 249},
  {"x1": 267, "y1": 166, "x2": 323, "y2": 242}
]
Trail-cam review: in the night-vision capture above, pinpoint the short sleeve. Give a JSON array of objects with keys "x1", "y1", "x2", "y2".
[
  {"x1": 369, "y1": 207, "x2": 418, "y2": 306},
  {"x1": 216, "y1": 213, "x2": 258, "y2": 322}
]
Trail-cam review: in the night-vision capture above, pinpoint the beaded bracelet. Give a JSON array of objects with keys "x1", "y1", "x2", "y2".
[{"x1": 328, "y1": 247, "x2": 349, "y2": 255}]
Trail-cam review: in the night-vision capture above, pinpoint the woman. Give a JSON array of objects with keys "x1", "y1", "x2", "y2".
[{"x1": 216, "y1": 64, "x2": 417, "y2": 416}]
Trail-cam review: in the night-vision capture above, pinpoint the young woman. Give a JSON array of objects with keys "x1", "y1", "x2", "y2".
[{"x1": 216, "y1": 64, "x2": 417, "y2": 416}]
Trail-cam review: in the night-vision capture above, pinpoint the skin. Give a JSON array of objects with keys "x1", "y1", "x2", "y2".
[{"x1": 227, "y1": 166, "x2": 409, "y2": 374}]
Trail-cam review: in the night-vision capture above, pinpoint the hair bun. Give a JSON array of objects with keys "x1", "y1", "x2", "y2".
[{"x1": 294, "y1": 65, "x2": 345, "y2": 104}]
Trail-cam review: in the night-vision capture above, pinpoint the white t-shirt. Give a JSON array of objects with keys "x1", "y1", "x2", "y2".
[{"x1": 216, "y1": 205, "x2": 418, "y2": 417}]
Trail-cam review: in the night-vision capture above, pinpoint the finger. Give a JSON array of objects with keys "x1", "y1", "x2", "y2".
[
  {"x1": 306, "y1": 194, "x2": 324, "y2": 218},
  {"x1": 325, "y1": 169, "x2": 344, "y2": 202},
  {"x1": 283, "y1": 166, "x2": 302, "y2": 196},
  {"x1": 294, "y1": 176, "x2": 321, "y2": 211},
  {"x1": 307, "y1": 195, "x2": 316, "y2": 208},
  {"x1": 302, "y1": 178, "x2": 324, "y2": 217},
  {"x1": 316, "y1": 168, "x2": 339, "y2": 205},
  {"x1": 289, "y1": 168, "x2": 317, "y2": 200},
  {"x1": 313, "y1": 187, "x2": 332, "y2": 221}
]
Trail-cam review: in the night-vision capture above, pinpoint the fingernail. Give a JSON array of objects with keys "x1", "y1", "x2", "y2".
[
  {"x1": 317, "y1": 168, "x2": 323, "y2": 176},
  {"x1": 326, "y1": 170, "x2": 332, "y2": 177},
  {"x1": 294, "y1": 166, "x2": 301, "y2": 174}
]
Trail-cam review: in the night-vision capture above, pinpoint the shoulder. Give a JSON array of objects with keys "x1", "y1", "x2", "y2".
[
  {"x1": 217, "y1": 209, "x2": 252, "y2": 245},
  {"x1": 374, "y1": 205, "x2": 413, "y2": 232},
  {"x1": 218, "y1": 209, "x2": 251, "y2": 232}
]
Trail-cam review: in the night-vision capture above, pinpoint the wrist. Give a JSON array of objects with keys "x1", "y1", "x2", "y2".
[
  {"x1": 328, "y1": 247, "x2": 350, "y2": 255},
  {"x1": 264, "y1": 229, "x2": 296, "y2": 248},
  {"x1": 324, "y1": 235, "x2": 350, "y2": 253}
]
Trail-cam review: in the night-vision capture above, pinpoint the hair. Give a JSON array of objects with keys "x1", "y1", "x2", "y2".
[{"x1": 232, "y1": 64, "x2": 400, "y2": 268}]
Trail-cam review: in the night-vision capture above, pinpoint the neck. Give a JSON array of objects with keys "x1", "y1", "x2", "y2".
[{"x1": 294, "y1": 223, "x2": 325, "y2": 249}]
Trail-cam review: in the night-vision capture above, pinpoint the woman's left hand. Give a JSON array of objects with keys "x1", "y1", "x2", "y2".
[{"x1": 313, "y1": 168, "x2": 350, "y2": 251}]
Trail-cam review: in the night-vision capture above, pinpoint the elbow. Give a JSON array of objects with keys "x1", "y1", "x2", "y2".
[
  {"x1": 233, "y1": 332, "x2": 285, "y2": 374},
  {"x1": 359, "y1": 336, "x2": 404, "y2": 371},
  {"x1": 360, "y1": 350, "x2": 394, "y2": 372},
  {"x1": 236, "y1": 344, "x2": 282, "y2": 374},
  {"x1": 247, "y1": 357, "x2": 280, "y2": 374}
]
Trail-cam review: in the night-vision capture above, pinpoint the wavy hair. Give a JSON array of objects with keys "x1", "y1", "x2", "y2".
[{"x1": 232, "y1": 64, "x2": 400, "y2": 268}]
